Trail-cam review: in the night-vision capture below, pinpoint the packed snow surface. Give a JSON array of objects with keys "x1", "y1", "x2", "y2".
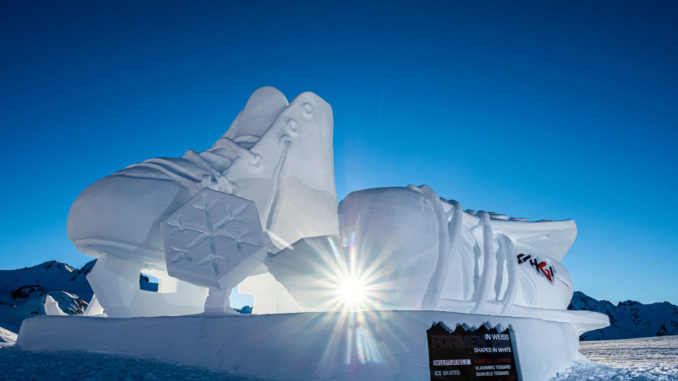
[
  {"x1": 553, "y1": 335, "x2": 678, "y2": 380},
  {"x1": 0, "y1": 346, "x2": 258, "y2": 380}
]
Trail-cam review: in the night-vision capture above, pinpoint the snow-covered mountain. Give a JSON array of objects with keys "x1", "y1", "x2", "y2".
[
  {"x1": 0, "y1": 260, "x2": 94, "y2": 304},
  {"x1": 0, "y1": 260, "x2": 95, "y2": 332},
  {"x1": 0, "y1": 260, "x2": 179, "y2": 334},
  {"x1": 568, "y1": 291, "x2": 678, "y2": 340}
]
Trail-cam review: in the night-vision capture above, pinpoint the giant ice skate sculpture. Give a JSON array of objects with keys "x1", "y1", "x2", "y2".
[
  {"x1": 24, "y1": 86, "x2": 608, "y2": 380},
  {"x1": 66, "y1": 86, "x2": 597, "y2": 322}
]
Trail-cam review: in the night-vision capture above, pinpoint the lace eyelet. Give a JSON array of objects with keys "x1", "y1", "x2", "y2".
[
  {"x1": 285, "y1": 119, "x2": 299, "y2": 136},
  {"x1": 301, "y1": 103, "x2": 313, "y2": 119}
]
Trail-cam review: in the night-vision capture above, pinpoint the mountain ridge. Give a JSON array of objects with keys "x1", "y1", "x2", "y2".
[{"x1": 568, "y1": 291, "x2": 678, "y2": 340}]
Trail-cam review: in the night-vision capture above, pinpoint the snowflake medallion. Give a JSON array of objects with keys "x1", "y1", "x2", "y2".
[{"x1": 162, "y1": 189, "x2": 267, "y2": 289}]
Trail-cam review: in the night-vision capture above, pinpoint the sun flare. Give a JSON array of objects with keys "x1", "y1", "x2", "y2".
[{"x1": 338, "y1": 277, "x2": 367, "y2": 309}]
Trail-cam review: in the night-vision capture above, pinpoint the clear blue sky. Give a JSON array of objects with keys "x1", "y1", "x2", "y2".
[{"x1": 1, "y1": 1, "x2": 676, "y2": 305}]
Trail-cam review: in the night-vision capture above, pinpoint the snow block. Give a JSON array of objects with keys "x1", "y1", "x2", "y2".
[{"x1": 17, "y1": 311, "x2": 606, "y2": 381}]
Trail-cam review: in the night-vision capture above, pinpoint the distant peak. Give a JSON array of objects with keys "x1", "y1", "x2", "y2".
[
  {"x1": 618, "y1": 300, "x2": 641, "y2": 307},
  {"x1": 569, "y1": 290, "x2": 678, "y2": 340},
  {"x1": 35, "y1": 260, "x2": 75, "y2": 272}
]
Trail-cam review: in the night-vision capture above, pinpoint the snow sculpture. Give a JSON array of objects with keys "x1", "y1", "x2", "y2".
[
  {"x1": 66, "y1": 85, "x2": 591, "y2": 323},
  {"x1": 67, "y1": 87, "x2": 339, "y2": 317},
  {"x1": 43, "y1": 86, "x2": 610, "y2": 380},
  {"x1": 266, "y1": 185, "x2": 577, "y2": 314},
  {"x1": 238, "y1": 268, "x2": 303, "y2": 314},
  {"x1": 82, "y1": 295, "x2": 105, "y2": 317}
]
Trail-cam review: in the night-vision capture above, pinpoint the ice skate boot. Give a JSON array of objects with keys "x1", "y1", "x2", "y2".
[{"x1": 67, "y1": 87, "x2": 339, "y2": 316}]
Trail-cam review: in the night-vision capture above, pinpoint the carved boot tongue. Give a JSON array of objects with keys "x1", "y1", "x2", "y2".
[
  {"x1": 197, "y1": 89, "x2": 339, "y2": 250},
  {"x1": 225, "y1": 91, "x2": 339, "y2": 250},
  {"x1": 216, "y1": 86, "x2": 289, "y2": 149},
  {"x1": 195, "y1": 87, "x2": 290, "y2": 176}
]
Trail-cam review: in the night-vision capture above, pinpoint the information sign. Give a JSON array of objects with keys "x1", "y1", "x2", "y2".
[{"x1": 426, "y1": 323, "x2": 520, "y2": 380}]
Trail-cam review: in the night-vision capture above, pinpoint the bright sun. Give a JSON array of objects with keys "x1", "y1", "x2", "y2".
[{"x1": 338, "y1": 277, "x2": 366, "y2": 309}]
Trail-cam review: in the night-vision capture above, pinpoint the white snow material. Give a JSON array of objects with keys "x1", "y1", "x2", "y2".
[
  {"x1": 0, "y1": 326, "x2": 16, "y2": 347},
  {"x1": 462, "y1": 207, "x2": 577, "y2": 262},
  {"x1": 203, "y1": 288, "x2": 237, "y2": 314},
  {"x1": 86, "y1": 256, "x2": 207, "y2": 318},
  {"x1": 83, "y1": 294, "x2": 105, "y2": 317},
  {"x1": 66, "y1": 86, "x2": 339, "y2": 318},
  {"x1": 238, "y1": 271, "x2": 302, "y2": 314},
  {"x1": 267, "y1": 187, "x2": 442, "y2": 311},
  {"x1": 337, "y1": 186, "x2": 441, "y2": 310},
  {"x1": 471, "y1": 211, "x2": 496, "y2": 313},
  {"x1": 553, "y1": 335, "x2": 678, "y2": 380},
  {"x1": 223, "y1": 86, "x2": 289, "y2": 144},
  {"x1": 496, "y1": 234, "x2": 519, "y2": 315},
  {"x1": 224, "y1": 90, "x2": 338, "y2": 249},
  {"x1": 43, "y1": 295, "x2": 67, "y2": 316},
  {"x1": 578, "y1": 335, "x2": 678, "y2": 377},
  {"x1": 18, "y1": 311, "x2": 589, "y2": 381},
  {"x1": 419, "y1": 186, "x2": 453, "y2": 309}
]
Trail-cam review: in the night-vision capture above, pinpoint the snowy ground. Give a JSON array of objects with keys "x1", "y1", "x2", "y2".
[
  {"x1": 0, "y1": 334, "x2": 675, "y2": 380},
  {"x1": 553, "y1": 335, "x2": 678, "y2": 381},
  {"x1": 0, "y1": 346, "x2": 260, "y2": 380}
]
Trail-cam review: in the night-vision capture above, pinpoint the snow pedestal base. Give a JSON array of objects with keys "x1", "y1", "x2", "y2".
[{"x1": 17, "y1": 310, "x2": 605, "y2": 381}]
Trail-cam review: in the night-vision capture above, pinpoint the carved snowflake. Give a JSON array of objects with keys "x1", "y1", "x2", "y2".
[{"x1": 162, "y1": 189, "x2": 267, "y2": 289}]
